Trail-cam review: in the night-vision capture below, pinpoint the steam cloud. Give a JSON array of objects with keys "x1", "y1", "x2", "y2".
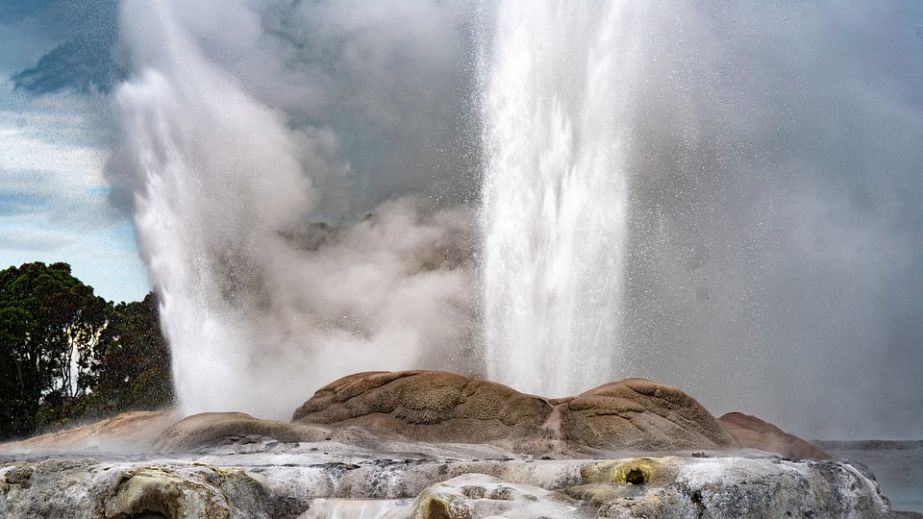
[
  {"x1": 110, "y1": 0, "x2": 479, "y2": 418},
  {"x1": 109, "y1": 0, "x2": 923, "y2": 437}
]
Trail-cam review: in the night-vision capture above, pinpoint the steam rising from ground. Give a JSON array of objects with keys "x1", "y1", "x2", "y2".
[
  {"x1": 112, "y1": 0, "x2": 478, "y2": 417},
  {"x1": 110, "y1": 0, "x2": 923, "y2": 437}
]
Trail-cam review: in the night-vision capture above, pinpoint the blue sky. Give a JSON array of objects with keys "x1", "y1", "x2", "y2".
[{"x1": 0, "y1": 0, "x2": 149, "y2": 302}]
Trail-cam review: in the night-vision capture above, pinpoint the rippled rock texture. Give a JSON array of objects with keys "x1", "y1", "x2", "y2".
[
  {"x1": 720, "y1": 411, "x2": 831, "y2": 460},
  {"x1": 293, "y1": 371, "x2": 736, "y2": 454},
  {"x1": 2, "y1": 371, "x2": 823, "y2": 459},
  {"x1": 293, "y1": 370, "x2": 554, "y2": 447},
  {"x1": 0, "y1": 370, "x2": 899, "y2": 517}
]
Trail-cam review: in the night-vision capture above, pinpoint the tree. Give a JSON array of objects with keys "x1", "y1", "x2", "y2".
[
  {"x1": 0, "y1": 263, "x2": 174, "y2": 440},
  {"x1": 90, "y1": 292, "x2": 173, "y2": 415},
  {"x1": 0, "y1": 262, "x2": 108, "y2": 437}
]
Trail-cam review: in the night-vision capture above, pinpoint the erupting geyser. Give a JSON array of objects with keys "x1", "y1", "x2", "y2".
[
  {"x1": 481, "y1": 2, "x2": 639, "y2": 396},
  {"x1": 113, "y1": 0, "x2": 477, "y2": 418},
  {"x1": 105, "y1": 0, "x2": 923, "y2": 446},
  {"x1": 3, "y1": 1, "x2": 922, "y2": 516}
]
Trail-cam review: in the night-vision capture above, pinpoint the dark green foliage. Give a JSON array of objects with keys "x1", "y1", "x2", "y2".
[
  {"x1": 0, "y1": 262, "x2": 173, "y2": 440},
  {"x1": 0, "y1": 262, "x2": 107, "y2": 437},
  {"x1": 89, "y1": 292, "x2": 174, "y2": 415}
]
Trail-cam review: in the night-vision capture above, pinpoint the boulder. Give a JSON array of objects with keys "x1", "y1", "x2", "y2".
[
  {"x1": 292, "y1": 370, "x2": 554, "y2": 445},
  {"x1": 719, "y1": 412, "x2": 829, "y2": 459},
  {"x1": 293, "y1": 371, "x2": 737, "y2": 453},
  {"x1": 408, "y1": 458, "x2": 892, "y2": 519},
  {"x1": 411, "y1": 473, "x2": 587, "y2": 519},
  {"x1": 558, "y1": 378, "x2": 738, "y2": 451},
  {"x1": 569, "y1": 456, "x2": 889, "y2": 519},
  {"x1": 0, "y1": 410, "x2": 178, "y2": 454},
  {"x1": 154, "y1": 412, "x2": 329, "y2": 453},
  {"x1": 0, "y1": 458, "x2": 306, "y2": 519}
]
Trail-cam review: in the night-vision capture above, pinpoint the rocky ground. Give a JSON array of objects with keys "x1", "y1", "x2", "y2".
[
  {"x1": 819, "y1": 440, "x2": 923, "y2": 515},
  {"x1": 0, "y1": 439, "x2": 901, "y2": 518},
  {"x1": 0, "y1": 370, "x2": 915, "y2": 518}
]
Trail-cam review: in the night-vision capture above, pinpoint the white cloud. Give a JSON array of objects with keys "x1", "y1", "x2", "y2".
[{"x1": 0, "y1": 80, "x2": 150, "y2": 302}]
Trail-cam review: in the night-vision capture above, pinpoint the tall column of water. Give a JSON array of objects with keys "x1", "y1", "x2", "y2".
[
  {"x1": 480, "y1": 1, "x2": 641, "y2": 396},
  {"x1": 116, "y1": 1, "x2": 313, "y2": 416}
]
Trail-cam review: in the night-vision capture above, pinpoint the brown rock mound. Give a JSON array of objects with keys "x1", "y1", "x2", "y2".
[
  {"x1": 0, "y1": 410, "x2": 177, "y2": 453},
  {"x1": 293, "y1": 371, "x2": 736, "y2": 453},
  {"x1": 292, "y1": 370, "x2": 554, "y2": 445},
  {"x1": 154, "y1": 412, "x2": 329, "y2": 452},
  {"x1": 558, "y1": 378, "x2": 738, "y2": 451},
  {"x1": 719, "y1": 411, "x2": 829, "y2": 459}
]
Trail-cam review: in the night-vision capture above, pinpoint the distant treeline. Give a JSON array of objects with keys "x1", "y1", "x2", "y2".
[{"x1": 0, "y1": 262, "x2": 173, "y2": 440}]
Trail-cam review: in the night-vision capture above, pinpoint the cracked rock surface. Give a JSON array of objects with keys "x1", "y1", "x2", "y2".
[{"x1": 0, "y1": 440, "x2": 897, "y2": 518}]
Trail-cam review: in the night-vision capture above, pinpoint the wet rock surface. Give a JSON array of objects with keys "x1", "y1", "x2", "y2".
[
  {"x1": 0, "y1": 410, "x2": 178, "y2": 454},
  {"x1": 720, "y1": 411, "x2": 830, "y2": 460},
  {"x1": 818, "y1": 440, "x2": 923, "y2": 515},
  {"x1": 154, "y1": 412, "x2": 330, "y2": 453},
  {"x1": 0, "y1": 441, "x2": 897, "y2": 518}
]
